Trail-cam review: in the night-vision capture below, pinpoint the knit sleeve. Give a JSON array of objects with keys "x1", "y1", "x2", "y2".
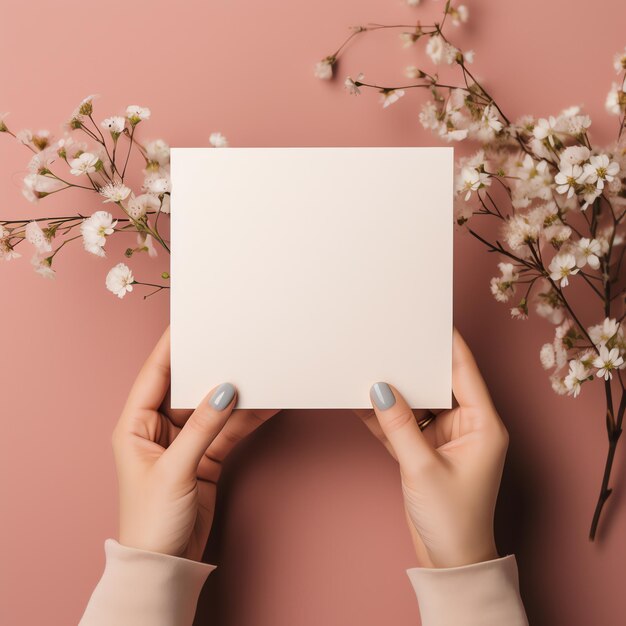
[
  {"x1": 406, "y1": 554, "x2": 528, "y2": 626},
  {"x1": 78, "y1": 538, "x2": 216, "y2": 626}
]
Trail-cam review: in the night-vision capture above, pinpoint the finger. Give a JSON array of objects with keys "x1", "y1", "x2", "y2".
[
  {"x1": 369, "y1": 382, "x2": 437, "y2": 471},
  {"x1": 205, "y1": 409, "x2": 278, "y2": 462},
  {"x1": 452, "y1": 328, "x2": 496, "y2": 413},
  {"x1": 160, "y1": 383, "x2": 237, "y2": 476},
  {"x1": 123, "y1": 326, "x2": 171, "y2": 415}
]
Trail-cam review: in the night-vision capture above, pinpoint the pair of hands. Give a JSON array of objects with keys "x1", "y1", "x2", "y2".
[{"x1": 112, "y1": 326, "x2": 508, "y2": 569}]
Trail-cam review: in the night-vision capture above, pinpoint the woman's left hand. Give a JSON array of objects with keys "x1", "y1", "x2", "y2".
[{"x1": 111, "y1": 326, "x2": 277, "y2": 561}]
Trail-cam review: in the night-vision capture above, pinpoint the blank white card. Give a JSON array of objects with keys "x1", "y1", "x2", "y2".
[{"x1": 170, "y1": 147, "x2": 453, "y2": 409}]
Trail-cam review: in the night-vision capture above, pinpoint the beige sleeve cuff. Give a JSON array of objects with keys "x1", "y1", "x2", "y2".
[
  {"x1": 406, "y1": 554, "x2": 528, "y2": 626},
  {"x1": 78, "y1": 539, "x2": 216, "y2": 626}
]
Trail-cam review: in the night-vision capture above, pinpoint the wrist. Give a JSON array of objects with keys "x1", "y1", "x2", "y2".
[{"x1": 428, "y1": 537, "x2": 499, "y2": 569}]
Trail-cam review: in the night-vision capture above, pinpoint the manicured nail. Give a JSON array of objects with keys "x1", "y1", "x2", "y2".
[
  {"x1": 370, "y1": 382, "x2": 396, "y2": 410},
  {"x1": 209, "y1": 383, "x2": 236, "y2": 410}
]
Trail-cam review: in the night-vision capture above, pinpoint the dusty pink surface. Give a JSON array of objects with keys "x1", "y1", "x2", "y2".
[{"x1": 1, "y1": 1, "x2": 625, "y2": 624}]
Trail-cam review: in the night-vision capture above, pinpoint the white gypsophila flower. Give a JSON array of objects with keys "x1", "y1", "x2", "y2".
[
  {"x1": 533, "y1": 116, "x2": 559, "y2": 147},
  {"x1": 559, "y1": 146, "x2": 590, "y2": 167},
  {"x1": 588, "y1": 318, "x2": 621, "y2": 346},
  {"x1": 511, "y1": 156, "x2": 552, "y2": 208},
  {"x1": 100, "y1": 183, "x2": 132, "y2": 204},
  {"x1": 456, "y1": 166, "x2": 490, "y2": 201},
  {"x1": 22, "y1": 173, "x2": 64, "y2": 202},
  {"x1": 550, "y1": 374, "x2": 568, "y2": 396},
  {"x1": 92, "y1": 143, "x2": 108, "y2": 165},
  {"x1": 209, "y1": 132, "x2": 229, "y2": 148},
  {"x1": 345, "y1": 73, "x2": 364, "y2": 95},
  {"x1": 25, "y1": 220, "x2": 52, "y2": 252},
  {"x1": 0, "y1": 224, "x2": 19, "y2": 261},
  {"x1": 528, "y1": 136, "x2": 553, "y2": 162},
  {"x1": 489, "y1": 262, "x2": 518, "y2": 303},
  {"x1": 106, "y1": 263, "x2": 134, "y2": 298},
  {"x1": 101, "y1": 116, "x2": 125, "y2": 134},
  {"x1": 405, "y1": 66, "x2": 421, "y2": 79},
  {"x1": 606, "y1": 80, "x2": 626, "y2": 115},
  {"x1": 380, "y1": 89, "x2": 405, "y2": 108},
  {"x1": 575, "y1": 238, "x2": 602, "y2": 269},
  {"x1": 503, "y1": 213, "x2": 540, "y2": 250},
  {"x1": 441, "y1": 127, "x2": 469, "y2": 142},
  {"x1": 481, "y1": 105, "x2": 503, "y2": 133},
  {"x1": 80, "y1": 210, "x2": 118, "y2": 257},
  {"x1": 406, "y1": 0, "x2": 420, "y2": 6},
  {"x1": 460, "y1": 149, "x2": 488, "y2": 171},
  {"x1": 510, "y1": 306, "x2": 527, "y2": 320},
  {"x1": 142, "y1": 169, "x2": 171, "y2": 194},
  {"x1": 69, "y1": 152, "x2": 99, "y2": 176},
  {"x1": 614, "y1": 46, "x2": 626, "y2": 73},
  {"x1": 555, "y1": 318, "x2": 573, "y2": 339},
  {"x1": 16, "y1": 129, "x2": 33, "y2": 148},
  {"x1": 137, "y1": 233, "x2": 158, "y2": 258},
  {"x1": 564, "y1": 360, "x2": 590, "y2": 397},
  {"x1": 56, "y1": 135, "x2": 88, "y2": 159},
  {"x1": 126, "y1": 193, "x2": 160, "y2": 220},
  {"x1": 544, "y1": 224, "x2": 572, "y2": 247},
  {"x1": 536, "y1": 299, "x2": 564, "y2": 325},
  {"x1": 437, "y1": 88, "x2": 471, "y2": 141},
  {"x1": 553, "y1": 340, "x2": 569, "y2": 371},
  {"x1": 399, "y1": 32, "x2": 419, "y2": 48},
  {"x1": 28, "y1": 146, "x2": 58, "y2": 173},
  {"x1": 583, "y1": 154, "x2": 620, "y2": 190},
  {"x1": 560, "y1": 106, "x2": 582, "y2": 117},
  {"x1": 419, "y1": 101, "x2": 440, "y2": 130},
  {"x1": 449, "y1": 4, "x2": 469, "y2": 26},
  {"x1": 555, "y1": 106, "x2": 592, "y2": 136},
  {"x1": 549, "y1": 253, "x2": 579, "y2": 287},
  {"x1": 580, "y1": 183, "x2": 602, "y2": 211},
  {"x1": 562, "y1": 114, "x2": 592, "y2": 136},
  {"x1": 554, "y1": 163, "x2": 585, "y2": 198},
  {"x1": 145, "y1": 139, "x2": 170, "y2": 165},
  {"x1": 596, "y1": 226, "x2": 621, "y2": 252},
  {"x1": 530, "y1": 200, "x2": 559, "y2": 229},
  {"x1": 27, "y1": 129, "x2": 51, "y2": 150},
  {"x1": 462, "y1": 50, "x2": 475, "y2": 64},
  {"x1": 70, "y1": 94, "x2": 99, "y2": 121},
  {"x1": 469, "y1": 104, "x2": 503, "y2": 142},
  {"x1": 425, "y1": 33, "x2": 445, "y2": 61},
  {"x1": 593, "y1": 345, "x2": 624, "y2": 381},
  {"x1": 540, "y1": 343, "x2": 556, "y2": 369},
  {"x1": 30, "y1": 253, "x2": 55, "y2": 279},
  {"x1": 426, "y1": 35, "x2": 458, "y2": 65},
  {"x1": 0, "y1": 241, "x2": 20, "y2": 260},
  {"x1": 126, "y1": 105, "x2": 151, "y2": 124},
  {"x1": 314, "y1": 58, "x2": 334, "y2": 80}
]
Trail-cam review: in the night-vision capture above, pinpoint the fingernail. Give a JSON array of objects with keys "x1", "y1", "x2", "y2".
[
  {"x1": 370, "y1": 382, "x2": 396, "y2": 410},
  {"x1": 209, "y1": 383, "x2": 236, "y2": 410}
]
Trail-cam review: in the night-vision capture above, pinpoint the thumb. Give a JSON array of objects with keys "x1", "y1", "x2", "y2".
[
  {"x1": 161, "y1": 382, "x2": 237, "y2": 476},
  {"x1": 369, "y1": 382, "x2": 437, "y2": 473}
]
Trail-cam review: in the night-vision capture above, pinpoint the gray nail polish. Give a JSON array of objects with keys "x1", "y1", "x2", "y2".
[
  {"x1": 209, "y1": 383, "x2": 236, "y2": 410},
  {"x1": 370, "y1": 382, "x2": 396, "y2": 410}
]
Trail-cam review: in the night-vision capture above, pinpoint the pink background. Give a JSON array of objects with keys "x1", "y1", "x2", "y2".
[{"x1": 1, "y1": 1, "x2": 625, "y2": 624}]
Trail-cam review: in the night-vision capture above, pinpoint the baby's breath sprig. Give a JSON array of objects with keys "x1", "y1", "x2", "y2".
[
  {"x1": 318, "y1": 1, "x2": 626, "y2": 541},
  {"x1": 0, "y1": 97, "x2": 228, "y2": 300}
]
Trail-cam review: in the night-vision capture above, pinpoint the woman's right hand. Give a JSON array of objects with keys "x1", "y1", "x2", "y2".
[{"x1": 355, "y1": 328, "x2": 509, "y2": 569}]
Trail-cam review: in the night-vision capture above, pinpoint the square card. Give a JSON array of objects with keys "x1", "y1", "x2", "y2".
[{"x1": 170, "y1": 146, "x2": 453, "y2": 409}]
